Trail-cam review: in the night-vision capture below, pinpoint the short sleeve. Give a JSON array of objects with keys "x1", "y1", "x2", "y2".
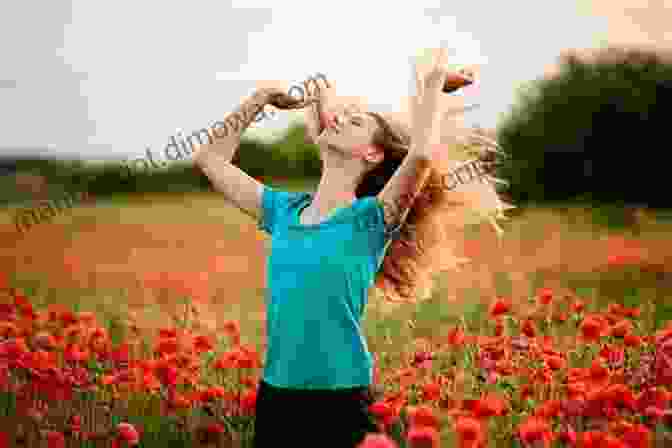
[
  {"x1": 257, "y1": 186, "x2": 308, "y2": 235},
  {"x1": 357, "y1": 197, "x2": 402, "y2": 243}
]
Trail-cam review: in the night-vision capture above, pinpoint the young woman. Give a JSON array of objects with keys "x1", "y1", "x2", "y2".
[{"x1": 194, "y1": 48, "x2": 511, "y2": 448}]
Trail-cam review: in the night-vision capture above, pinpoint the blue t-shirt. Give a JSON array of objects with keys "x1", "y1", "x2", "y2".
[{"x1": 256, "y1": 186, "x2": 395, "y2": 390}]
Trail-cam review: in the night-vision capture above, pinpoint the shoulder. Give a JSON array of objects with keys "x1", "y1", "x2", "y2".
[
  {"x1": 350, "y1": 196, "x2": 387, "y2": 232},
  {"x1": 354, "y1": 196, "x2": 404, "y2": 241}
]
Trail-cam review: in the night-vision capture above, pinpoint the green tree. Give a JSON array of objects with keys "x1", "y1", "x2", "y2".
[{"x1": 496, "y1": 46, "x2": 672, "y2": 208}]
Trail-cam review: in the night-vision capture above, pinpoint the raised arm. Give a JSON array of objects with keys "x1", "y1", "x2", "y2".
[
  {"x1": 376, "y1": 48, "x2": 452, "y2": 233},
  {"x1": 193, "y1": 89, "x2": 271, "y2": 220},
  {"x1": 194, "y1": 83, "x2": 320, "y2": 221}
]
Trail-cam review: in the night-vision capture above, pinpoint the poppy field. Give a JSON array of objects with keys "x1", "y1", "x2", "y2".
[
  {"x1": 2, "y1": 272, "x2": 672, "y2": 448},
  {"x1": 1, "y1": 191, "x2": 672, "y2": 447}
]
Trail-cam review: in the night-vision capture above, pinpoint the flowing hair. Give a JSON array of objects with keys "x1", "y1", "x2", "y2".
[
  {"x1": 304, "y1": 94, "x2": 514, "y2": 313},
  {"x1": 358, "y1": 108, "x2": 513, "y2": 312}
]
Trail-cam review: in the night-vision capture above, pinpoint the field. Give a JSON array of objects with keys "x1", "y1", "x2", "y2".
[{"x1": 2, "y1": 180, "x2": 672, "y2": 446}]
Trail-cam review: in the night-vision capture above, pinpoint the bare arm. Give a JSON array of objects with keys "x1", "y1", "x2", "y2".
[
  {"x1": 377, "y1": 49, "x2": 451, "y2": 235},
  {"x1": 193, "y1": 90, "x2": 270, "y2": 220}
]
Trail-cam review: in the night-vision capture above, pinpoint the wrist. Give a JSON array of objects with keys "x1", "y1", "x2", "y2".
[{"x1": 252, "y1": 88, "x2": 271, "y2": 105}]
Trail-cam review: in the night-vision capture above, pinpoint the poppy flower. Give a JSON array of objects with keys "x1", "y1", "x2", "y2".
[
  {"x1": 624, "y1": 334, "x2": 642, "y2": 348},
  {"x1": 407, "y1": 425, "x2": 440, "y2": 448},
  {"x1": 46, "y1": 431, "x2": 66, "y2": 448},
  {"x1": 489, "y1": 298, "x2": 511, "y2": 317},
  {"x1": 611, "y1": 319, "x2": 633, "y2": 338},
  {"x1": 534, "y1": 400, "x2": 561, "y2": 419},
  {"x1": 545, "y1": 355, "x2": 565, "y2": 371},
  {"x1": 358, "y1": 434, "x2": 398, "y2": 448},
  {"x1": 622, "y1": 423, "x2": 651, "y2": 448},
  {"x1": 370, "y1": 401, "x2": 395, "y2": 419},
  {"x1": 537, "y1": 288, "x2": 553, "y2": 305},
  {"x1": 406, "y1": 405, "x2": 440, "y2": 428},
  {"x1": 114, "y1": 423, "x2": 139, "y2": 446},
  {"x1": 586, "y1": 359, "x2": 611, "y2": 390},
  {"x1": 234, "y1": 388, "x2": 256, "y2": 414},
  {"x1": 421, "y1": 382, "x2": 442, "y2": 402},
  {"x1": 454, "y1": 416, "x2": 485, "y2": 448},
  {"x1": 193, "y1": 335, "x2": 214, "y2": 353},
  {"x1": 473, "y1": 393, "x2": 507, "y2": 418},
  {"x1": 521, "y1": 319, "x2": 536, "y2": 338},
  {"x1": 557, "y1": 426, "x2": 577, "y2": 446},
  {"x1": 579, "y1": 314, "x2": 610, "y2": 343},
  {"x1": 447, "y1": 327, "x2": 466, "y2": 347},
  {"x1": 517, "y1": 416, "x2": 552, "y2": 448},
  {"x1": 0, "y1": 272, "x2": 8, "y2": 291},
  {"x1": 571, "y1": 300, "x2": 585, "y2": 314}
]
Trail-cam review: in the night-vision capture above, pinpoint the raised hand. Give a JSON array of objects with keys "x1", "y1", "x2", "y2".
[
  {"x1": 261, "y1": 87, "x2": 319, "y2": 110},
  {"x1": 410, "y1": 47, "x2": 452, "y2": 153}
]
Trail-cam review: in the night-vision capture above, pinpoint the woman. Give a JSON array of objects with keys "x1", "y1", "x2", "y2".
[{"x1": 194, "y1": 48, "x2": 511, "y2": 448}]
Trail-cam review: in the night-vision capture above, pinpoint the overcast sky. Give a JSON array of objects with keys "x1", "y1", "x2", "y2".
[{"x1": 1, "y1": 0, "x2": 670, "y2": 161}]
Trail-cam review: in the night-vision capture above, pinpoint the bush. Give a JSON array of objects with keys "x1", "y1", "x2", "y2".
[{"x1": 496, "y1": 46, "x2": 672, "y2": 208}]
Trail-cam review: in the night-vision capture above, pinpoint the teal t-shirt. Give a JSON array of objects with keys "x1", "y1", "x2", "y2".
[{"x1": 256, "y1": 186, "x2": 394, "y2": 390}]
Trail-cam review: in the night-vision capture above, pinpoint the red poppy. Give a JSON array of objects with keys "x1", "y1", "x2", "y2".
[
  {"x1": 534, "y1": 400, "x2": 561, "y2": 419},
  {"x1": 545, "y1": 355, "x2": 565, "y2": 371},
  {"x1": 447, "y1": 327, "x2": 466, "y2": 347},
  {"x1": 585, "y1": 359, "x2": 610, "y2": 390},
  {"x1": 454, "y1": 416, "x2": 485, "y2": 448},
  {"x1": 621, "y1": 334, "x2": 641, "y2": 350},
  {"x1": 579, "y1": 314, "x2": 610, "y2": 343},
  {"x1": 407, "y1": 425, "x2": 440, "y2": 448},
  {"x1": 473, "y1": 393, "x2": 507, "y2": 418},
  {"x1": 240, "y1": 388, "x2": 257, "y2": 414},
  {"x1": 517, "y1": 416, "x2": 553, "y2": 448},
  {"x1": 115, "y1": 423, "x2": 139, "y2": 446},
  {"x1": 622, "y1": 424, "x2": 651, "y2": 448},
  {"x1": 489, "y1": 298, "x2": 511, "y2": 317},
  {"x1": 0, "y1": 272, "x2": 8, "y2": 291},
  {"x1": 359, "y1": 434, "x2": 398, "y2": 448},
  {"x1": 521, "y1": 319, "x2": 536, "y2": 338},
  {"x1": 571, "y1": 300, "x2": 585, "y2": 314},
  {"x1": 537, "y1": 288, "x2": 553, "y2": 305},
  {"x1": 421, "y1": 381, "x2": 442, "y2": 402},
  {"x1": 406, "y1": 405, "x2": 440, "y2": 429},
  {"x1": 611, "y1": 319, "x2": 633, "y2": 338},
  {"x1": 46, "y1": 431, "x2": 66, "y2": 448},
  {"x1": 193, "y1": 335, "x2": 214, "y2": 353}
]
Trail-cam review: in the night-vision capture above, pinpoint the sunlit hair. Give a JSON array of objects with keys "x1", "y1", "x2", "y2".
[{"x1": 356, "y1": 111, "x2": 513, "y2": 312}]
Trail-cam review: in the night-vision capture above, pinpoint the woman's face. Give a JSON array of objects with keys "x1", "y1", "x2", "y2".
[{"x1": 315, "y1": 103, "x2": 383, "y2": 162}]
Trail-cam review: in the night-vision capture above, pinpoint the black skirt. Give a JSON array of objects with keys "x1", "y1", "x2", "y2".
[{"x1": 253, "y1": 380, "x2": 381, "y2": 448}]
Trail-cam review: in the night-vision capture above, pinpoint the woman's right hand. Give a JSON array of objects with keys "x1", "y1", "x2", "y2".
[{"x1": 259, "y1": 87, "x2": 319, "y2": 110}]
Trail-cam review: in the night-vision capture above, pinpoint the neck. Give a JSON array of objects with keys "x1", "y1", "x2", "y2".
[{"x1": 307, "y1": 146, "x2": 364, "y2": 218}]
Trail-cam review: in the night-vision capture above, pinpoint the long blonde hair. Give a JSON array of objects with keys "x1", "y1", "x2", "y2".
[
  {"x1": 358, "y1": 109, "x2": 513, "y2": 311},
  {"x1": 303, "y1": 92, "x2": 514, "y2": 312}
]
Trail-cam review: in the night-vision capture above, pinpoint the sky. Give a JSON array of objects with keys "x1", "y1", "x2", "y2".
[{"x1": 1, "y1": 0, "x2": 671, "y2": 162}]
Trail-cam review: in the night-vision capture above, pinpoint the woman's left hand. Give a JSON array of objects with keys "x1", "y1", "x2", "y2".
[{"x1": 410, "y1": 47, "x2": 452, "y2": 153}]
